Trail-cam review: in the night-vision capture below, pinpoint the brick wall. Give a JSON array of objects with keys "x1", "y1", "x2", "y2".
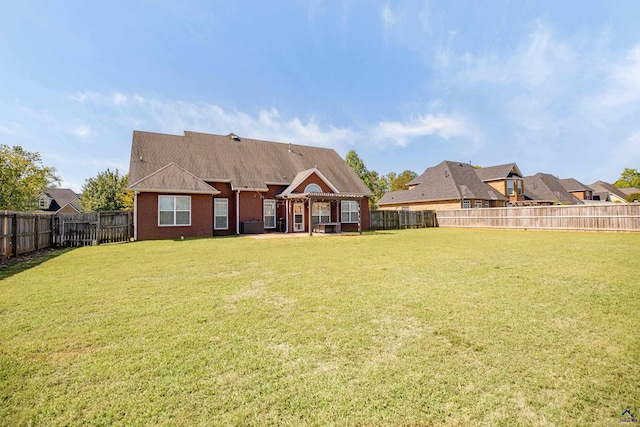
[{"x1": 136, "y1": 192, "x2": 213, "y2": 241}]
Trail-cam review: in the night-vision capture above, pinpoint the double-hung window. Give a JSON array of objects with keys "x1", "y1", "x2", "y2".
[
  {"x1": 341, "y1": 200, "x2": 359, "y2": 223},
  {"x1": 159, "y1": 195, "x2": 191, "y2": 226},
  {"x1": 214, "y1": 198, "x2": 228, "y2": 230},
  {"x1": 263, "y1": 199, "x2": 276, "y2": 229},
  {"x1": 474, "y1": 200, "x2": 483, "y2": 209},
  {"x1": 506, "y1": 179, "x2": 515, "y2": 196},
  {"x1": 312, "y1": 202, "x2": 330, "y2": 224},
  {"x1": 462, "y1": 200, "x2": 471, "y2": 209}
]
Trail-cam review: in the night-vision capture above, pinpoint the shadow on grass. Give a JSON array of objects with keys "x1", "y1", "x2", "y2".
[{"x1": 0, "y1": 248, "x2": 74, "y2": 281}]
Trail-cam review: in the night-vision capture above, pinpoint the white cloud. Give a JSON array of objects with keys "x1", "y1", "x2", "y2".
[
  {"x1": 73, "y1": 124, "x2": 91, "y2": 138},
  {"x1": 113, "y1": 93, "x2": 128, "y2": 106},
  {"x1": 372, "y1": 113, "x2": 482, "y2": 148}
]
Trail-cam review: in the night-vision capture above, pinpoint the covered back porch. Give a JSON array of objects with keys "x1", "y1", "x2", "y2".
[{"x1": 279, "y1": 192, "x2": 365, "y2": 236}]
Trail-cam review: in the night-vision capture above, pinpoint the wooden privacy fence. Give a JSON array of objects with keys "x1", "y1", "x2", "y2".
[
  {"x1": 55, "y1": 211, "x2": 133, "y2": 247},
  {"x1": 436, "y1": 204, "x2": 640, "y2": 232},
  {"x1": 0, "y1": 211, "x2": 54, "y2": 257},
  {"x1": 1, "y1": 210, "x2": 133, "y2": 258},
  {"x1": 370, "y1": 210, "x2": 437, "y2": 230}
]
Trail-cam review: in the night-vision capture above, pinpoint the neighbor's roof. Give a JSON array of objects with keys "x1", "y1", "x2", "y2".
[
  {"x1": 524, "y1": 173, "x2": 583, "y2": 204},
  {"x1": 42, "y1": 188, "x2": 81, "y2": 212},
  {"x1": 589, "y1": 181, "x2": 627, "y2": 200},
  {"x1": 379, "y1": 161, "x2": 508, "y2": 205},
  {"x1": 127, "y1": 131, "x2": 372, "y2": 196},
  {"x1": 474, "y1": 163, "x2": 523, "y2": 182},
  {"x1": 619, "y1": 187, "x2": 640, "y2": 195},
  {"x1": 558, "y1": 178, "x2": 593, "y2": 193}
]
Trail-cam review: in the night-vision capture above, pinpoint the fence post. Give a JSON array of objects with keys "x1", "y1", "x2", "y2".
[
  {"x1": 34, "y1": 216, "x2": 39, "y2": 251},
  {"x1": 12, "y1": 213, "x2": 18, "y2": 257}
]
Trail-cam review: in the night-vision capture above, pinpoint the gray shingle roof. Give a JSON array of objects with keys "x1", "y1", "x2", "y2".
[
  {"x1": 129, "y1": 163, "x2": 220, "y2": 194},
  {"x1": 474, "y1": 163, "x2": 523, "y2": 181},
  {"x1": 558, "y1": 178, "x2": 592, "y2": 192},
  {"x1": 379, "y1": 161, "x2": 507, "y2": 205},
  {"x1": 524, "y1": 173, "x2": 583, "y2": 204},
  {"x1": 42, "y1": 188, "x2": 81, "y2": 212},
  {"x1": 127, "y1": 131, "x2": 372, "y2": 196},
  {"x1": 619, "y1": 187, "x2": 640, "y2": 195},
  {"x1": 589, "y1": 181, "x2": 627, "y2": 200}
]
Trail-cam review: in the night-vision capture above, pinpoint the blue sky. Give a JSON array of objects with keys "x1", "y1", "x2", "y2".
[{"x1": 1, "y1": 1, "x2": 639, "y2": 192}]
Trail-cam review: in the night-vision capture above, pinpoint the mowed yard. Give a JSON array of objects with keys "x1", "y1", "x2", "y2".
[{"x1": 1, "y1": 229, "x2": 638, "y2": 426}]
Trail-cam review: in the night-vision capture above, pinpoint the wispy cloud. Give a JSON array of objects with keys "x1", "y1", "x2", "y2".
[
  {"x1": 73, "y1": 123, "x2": 91, "y2": 138},
  {"x1": 372, "y1": 113, "x2": 482, "y2": 149}
]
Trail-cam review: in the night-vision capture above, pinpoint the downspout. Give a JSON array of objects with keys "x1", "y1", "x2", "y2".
[
  {"x1": 236, "y1": 190, "x2": 240, "y2": 235},
  {"x1": 133, "y1": 191, "x2": 139, "y2": 241}
]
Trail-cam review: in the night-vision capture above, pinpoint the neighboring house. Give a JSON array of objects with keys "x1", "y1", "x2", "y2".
[
  {"x1": 474, "y1": 163, "x2": 525, "y2": 203},
  {"x1": 559, "y1": 178, "x2": 593, "y2": 200},
  {"x1": 589, "y1": 181, "x2": 628, "y2": 203},
  {"x1": 38, "y1": 188, "x2": 81, "y2": 214},
  {"x1": 127, "y1": 130, "x2": 372, "y2": 240},
  {"x1": 378, "y1": 160, "x2": 508, "y2": 211},
  {"x1": 619, "y1": 187, "x2": 640, "y2": 197},
  {"x1": 524, "y1": 173, "x2": 583, "y2": 205}
]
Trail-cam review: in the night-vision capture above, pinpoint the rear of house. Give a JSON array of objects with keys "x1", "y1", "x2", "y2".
[{"x1": 127, "y1": 131, "x2": 372, "y2": 240}]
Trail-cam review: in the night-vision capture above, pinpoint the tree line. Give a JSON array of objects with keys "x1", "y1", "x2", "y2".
[{"x1": 1, "y1": 144, "x2": 639, "y2": 212}]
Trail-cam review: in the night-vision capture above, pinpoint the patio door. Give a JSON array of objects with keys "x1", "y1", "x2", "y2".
[{"x1": 293, "y1": 203, "x2": 304, "y2": 232}]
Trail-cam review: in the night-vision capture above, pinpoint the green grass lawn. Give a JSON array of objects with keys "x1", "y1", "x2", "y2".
[{"x1": 1, "y1": 229, "x2": 639, "y2": 426}]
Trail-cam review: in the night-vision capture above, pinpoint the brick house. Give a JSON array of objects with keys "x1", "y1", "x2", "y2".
[
  {"x1": 378, "y1": 160, "x2": 508, "y2": 211},
  {"x1": 559, "y1": 178, "x2": 594, "y2": 201},
  {"x1": 524, "y1": 173, "x2": 583, "y2": 205},
  {"x1": 127, "y1": 131, "x2": 372, "y2": 240}
]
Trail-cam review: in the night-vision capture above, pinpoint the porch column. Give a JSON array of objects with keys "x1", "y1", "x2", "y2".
[
  {"x1": 285, "y1": 199, "x2": 289, "y2": 233},
  {"x1": 308, "y1": 198, "x2": 313, "y2": 236}
]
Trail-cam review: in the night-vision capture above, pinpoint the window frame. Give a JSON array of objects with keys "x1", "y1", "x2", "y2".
[
  {"x1": 516, "y1": 179, "x2": 523, "y2": 195},
  {"x1": 305, "y1": 183, "x2": 322, "y2": 193},
  {"x1": 506, "y1": 179, "x2": 515, "y2": 196},
  {"x1": 341, "y1": 200, "x2": 359, "y2": 223},
  {"x1": 474, "y1": 200, "x2": 483, "y2": 209},
  {"x1": 462, "y1": 200, "x2": 471, "y2": 209},
  {"x1": 263, "y1": 199, "x2": 276, "y2": 229},
  {"x1": 214, "y1": 198, "x2": 228, "y2": 230},
  {"x1": 158, "y1": 195, "x2": 191, "y2": 227},
  {"x1": 312, "y1": 201, "x2": 331, "y2": 224}
]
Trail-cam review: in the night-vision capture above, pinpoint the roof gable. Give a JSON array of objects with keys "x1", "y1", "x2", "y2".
[
  {"x1": 128, "y1": 162, "x2": 220, "y2": 194},
  {"x1": 474, "y1": 163, "x2": 523, "y2": 181},
  {"x1": 279, "y1": 168, "x2": 340, "y2": 196},
  {"x1": 589, "y1": 181, "x2": 628, "y2": 200},
  {"x1": 128, "y1": 131, "x2": 372, "y2": 196}
]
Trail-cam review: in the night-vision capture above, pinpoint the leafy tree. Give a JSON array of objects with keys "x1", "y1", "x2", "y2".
[
  {"x1": 387, "y1": 169, "x2": 418, "y2": 192},
  {"x1": 614, "y1": 168, "x2": 640, "y2": 188},
  {"x1": 80, "y1": 169, "x2": 133, "y2": 212},
  {"x1": 344, "y1": 150, "x2": 387, "y2": 209},
  {"x1": 625, "y1": 193, "x2": 640, "y2": 203},
  {"x1": 0, "y1": 145, "x2": 59, "y2": 211}
]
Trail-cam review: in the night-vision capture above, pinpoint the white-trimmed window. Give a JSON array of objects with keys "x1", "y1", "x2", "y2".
[
  {"x1": 312, "y1": 202, "x2": 330, "y2": 224},
  {"x1": 517, "y1": 180, "x2": 523, "y2": 195},
  {"x1": 305, "y1": 183, "x2": 322, "y2": 193},
  {"x1": 214, "y1": 198, "x2": 228, "y2": 230},
  {"x1": 341, "y1": 200, "x2": 359, "y2": 223},
  {"x1": 475, "y1": 200, "x2": 483, "y2": 209},
  {"x1": 507, "y1": 179, "x2": 515, "y2": 196},
  {"x1": 263, "y1": 199, "x2": 276, "y2": 229},
  {"x1": 484, "y1": 201, "x2": 490, "y2": 208},
  {"x1": 159, "y1": 195, "x2": 191, "y2": 226},
  {"x1": 462, "y1": 200, "x2": 471, "y2": 209}
]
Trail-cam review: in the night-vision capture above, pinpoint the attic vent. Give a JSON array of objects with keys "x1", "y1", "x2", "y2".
[
  {"x1": 445, "y1": 171, "x2": 449, "y2": 178},
  {"x1": 228, "y1": 133, "x2": 241, "y2": 141}
]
